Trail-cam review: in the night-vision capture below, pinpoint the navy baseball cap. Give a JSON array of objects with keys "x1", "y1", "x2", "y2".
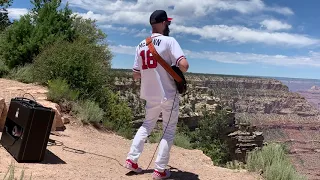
[{"x1": 149, "y1": 10, "x2": 173, "y2": 25}]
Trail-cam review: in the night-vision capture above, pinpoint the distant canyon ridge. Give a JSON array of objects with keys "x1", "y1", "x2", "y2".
[{"x1": 113, "y1": 70, "x2": 320, "y2": 124}]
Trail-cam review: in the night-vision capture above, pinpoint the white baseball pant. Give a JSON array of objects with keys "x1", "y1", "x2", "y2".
[{"x1": 126, "y1": 96, "x2": 180, "y2": 172}]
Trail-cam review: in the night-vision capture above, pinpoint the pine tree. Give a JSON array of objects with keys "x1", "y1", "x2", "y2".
[
  {"x1": 0, "y1": 8, "x2": 10, "y2": 31},
  {"x1": 0, "y1": 0, "x2": 13, "y2": 31}
]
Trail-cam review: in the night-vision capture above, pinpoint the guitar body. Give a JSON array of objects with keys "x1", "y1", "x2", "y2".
[
  {"x1": 145, "y1": 36, "x2": 187, "y2": 95},
  {"x1": 171, "y1": 65, "x2": 187, "y2": 95}
]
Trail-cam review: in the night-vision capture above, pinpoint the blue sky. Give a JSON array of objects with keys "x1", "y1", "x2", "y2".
[{"x1": 6, "y1": 0, "x2": 320, "y2": 79}]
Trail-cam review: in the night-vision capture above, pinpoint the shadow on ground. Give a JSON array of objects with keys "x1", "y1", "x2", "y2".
[
  {"x1": 40, "y1": 149, "x2": 66, "y2": 164},
  {"x1": 46, "y1": 138, "x2": 200, "y2": 179},
  {"x1": 125, "y1": 165, "x2": 200, "y2": 180}
]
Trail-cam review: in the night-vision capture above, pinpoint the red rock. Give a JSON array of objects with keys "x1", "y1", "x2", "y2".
[{"x1": 0, "y1": 98, "x2": 8, "y2": 132}]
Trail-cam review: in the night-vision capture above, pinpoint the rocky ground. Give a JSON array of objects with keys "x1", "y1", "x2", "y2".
[
  {"x1": 0, "y1": 123, "x2": 260, "y2": 180},
  {"x1": 0, "y1": 78, "x2": 261, "y2": 180}
]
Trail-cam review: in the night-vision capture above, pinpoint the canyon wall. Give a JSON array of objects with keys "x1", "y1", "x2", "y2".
[{"x1": 112, "y1": 70, "x2": 319, "y2": 124}]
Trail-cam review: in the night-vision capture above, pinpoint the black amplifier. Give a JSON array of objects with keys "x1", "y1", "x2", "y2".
[{"x1": 0, "y1": 97, "x2": 55, "y2": 162}]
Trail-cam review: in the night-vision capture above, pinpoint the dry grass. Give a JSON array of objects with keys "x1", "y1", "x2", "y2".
[
  {"x1": 246, "y1": 143, "x2": 307, "y2": 180},
  {"x1": 149, "y1": 131, "x2": 193, "y2": 150},
  {"x1": 2, "y1": 161, "x2": 32, "y2": 180}
]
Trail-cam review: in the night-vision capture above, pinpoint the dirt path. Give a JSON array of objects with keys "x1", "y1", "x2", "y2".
[
  {"x1": 0, "y1": 78, "x2": 260, "y2": 179},
  {"x1": 0, "y1": 123, "x2": 260, "y2": 180},
  {"x1": 0, "y1": 78, "x2": 48, "y2": 104}
]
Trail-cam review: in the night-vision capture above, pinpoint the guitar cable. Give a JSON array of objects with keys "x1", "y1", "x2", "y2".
[{"x1": 145, "y1": 89, "x2": 178, "y2": 170}]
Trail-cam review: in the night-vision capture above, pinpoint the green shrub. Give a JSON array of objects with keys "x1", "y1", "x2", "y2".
[
  {"x1": 0, "y1": 14, "x2": 34, "y2": 69},
  {"x1": 32, "y1": 38, "x2": 132, "y2": 138},
  {"x1": 148, "y1": 128, "x2": 192, "y2": 149},
  {"x1": 117, "y1": 127, "x2": 135, "y2": 140},
  {"x1": 199, "y1": 140, "x2": 229, "y2": 165},
  {"x1": 32, "y1": 39, "x2": 112, "y2": 99},
  {"x1": 189, "y1": 109, "x2": 232, "y2": 165},
  {"x1": 226, "y1": 160, "x2": 246, "y2": 170},
  {"x1": 0, "y1": 0, "x2": 134, "y2": 142},
  {"x1": 149, "y1": 131, "x2": 162, "y2": 143},
  {"x1": 93, "y1": 87, "x2": 134, "y2": 138},
  {"x1": 72, "y1": 100, "x2": 105, "y2": 124},
  {"x1": 146, "y1": 110, "x2": 232, "y2": 163},
  {"x1": 246, "y1": 143, "x2": 307, "y2": 180},
  {"x1": 47, "y1": 78, "x2": 79, "y2": 103},
  {"x1": 247, "y1": 143, "x2": 287, "y2": 172},
  {"x1": 5, "y1": 64, "x2": 35, "y2": 83},
  {"x1": 0, "y1": 0, "x2": 76, "y2": 69},
  {"x1": 173, "y1": 132, "x2": 192, "y2": 149},
  {"x1": 0, "y1": 58, "x2": 9, "y2": 77}
]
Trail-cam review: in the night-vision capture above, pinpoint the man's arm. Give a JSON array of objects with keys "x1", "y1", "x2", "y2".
[
  {"x1": 178, "y1": 58, "x2": 189, "y2": 73},
  {"x1": 132, "y1": 46, "x2": 141, "y2": 80},
  {"x1": 169, "y1": 38, "x2": 189, "y2": 73}
]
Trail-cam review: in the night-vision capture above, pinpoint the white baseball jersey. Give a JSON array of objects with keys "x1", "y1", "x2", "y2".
[{"x1": 133, "y1": 33, "x2": 186, "y2": 102}]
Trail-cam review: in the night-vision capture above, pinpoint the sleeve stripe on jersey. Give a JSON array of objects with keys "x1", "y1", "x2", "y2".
[
  {"x1": 175, "y1": 56, "x2": 185, "y2": 66},
  {"x1": 133, "y1": 68, "x2": 140, "y2": 72}
]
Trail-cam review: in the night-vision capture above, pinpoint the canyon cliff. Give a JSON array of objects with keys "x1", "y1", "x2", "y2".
[
  {"x1": 112, "y1": 70, "x2": 320, "y2": 180},
  {"x1": 112, "y1": 70, "x2": 319, "y2": 123}
]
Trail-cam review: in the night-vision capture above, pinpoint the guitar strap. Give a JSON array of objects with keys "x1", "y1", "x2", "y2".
[{"x1": 145, "y1": 37, "x2": 183, "y2": 83}]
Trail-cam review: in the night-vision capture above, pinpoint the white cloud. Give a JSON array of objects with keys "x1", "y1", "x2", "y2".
[
  {"x1": 69, "y1": 1, "x2": 314, "y2": 47},
  {"x1": 184, "y1": 50, "x2": 320, "y2": 67},
  {"x1": 74, "y1": 10, "x2": 150, "y2": 25},
  {"x1": 100, "y1": 24, "x2": 129, "y2": 32},
  {"x1": 135, "y1": 29, "x2": 151, "y2": 38},
  {"x1": 208, "y1": 0, "x2": 292, "y2": 15},
  {"x1": 75, "y1": 11, "x2": 316, "y2": 47},
  {"x1": 68, "y1": 0, "x2": 311, "y2": 47},
  {"x1": 73, "y1": 11, "x2": 108, "y2": 22},
  {"x1": 7, "y1": 8, "x2": 28, "y2": 20},
  {"x1": 109, "y1": 44, "x2": 320, "y2": 67},
  {"x1": 109, "y1": 45, "x2": 136, "y2": 55},
  {"x1": 266, "y1": 6, "x2": 294, "y2": 16},
  {"x1": 170, "y1": 24, "x2": 319, "y2": 47},
  {"x1": 100, "y1": 24, "x2": 150, "y2": 37},
  {"x1": 67, "y1": 0, "x2": 294, "y2": 26},
  {"x1": 260, "y1": 19, "x2": 292, "y2": 31},
  {"x1": 190, "y1": 39, "x2": 201, "y2": 43}
]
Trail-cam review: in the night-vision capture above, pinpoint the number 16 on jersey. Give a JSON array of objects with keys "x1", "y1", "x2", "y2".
[{"x1": 140, "y1": 49, "x2": 157, "y2": 70}]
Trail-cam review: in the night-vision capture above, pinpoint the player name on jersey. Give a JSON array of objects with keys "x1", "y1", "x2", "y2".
[{"x1": 139, "y1": 38, "x2": 162, "y2": 49}]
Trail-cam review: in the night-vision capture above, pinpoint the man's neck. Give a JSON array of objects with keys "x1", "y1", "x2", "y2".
[{"x1": 152, "y1": 30, "x2": 163, "y2": 35}]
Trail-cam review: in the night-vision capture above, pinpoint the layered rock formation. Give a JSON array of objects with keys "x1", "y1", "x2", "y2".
[
  {"x1": 297, "y1": 85, "x2": 320, "y2": 111},
  {"x1": 227, "y1": 122, "x2": 264, "y2": 162},
  {"x1": 112, "y1": 70, "x2": 320, "y2": 179},
  {"x1": 186, "y1": 74, "x2": 319, "y2": 117},
  {"x1": 311, "y1": 85, "x2": 320, "y2": 91},
  {"x1": 112, "y1": 70, "x2": 319, "y2": 124}
]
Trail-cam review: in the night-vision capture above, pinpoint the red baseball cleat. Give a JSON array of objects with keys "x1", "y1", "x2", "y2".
[
  {"x1": 152, "y1": 169, "x2": 171, "y2": 179},
  {"x1": 124, "y1": 159, "x2": 142, "y2": 173}
]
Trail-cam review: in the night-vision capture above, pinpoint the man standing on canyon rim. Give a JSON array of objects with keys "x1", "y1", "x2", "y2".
[{"x1": 124, "y1": 10, "x2": 189, "y2": 179}]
